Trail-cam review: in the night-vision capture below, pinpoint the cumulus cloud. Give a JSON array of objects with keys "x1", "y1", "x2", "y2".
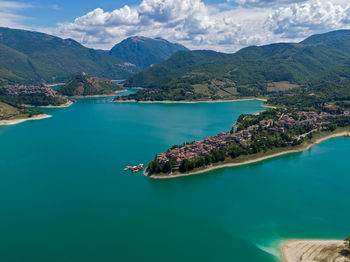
[
  {"x1": 54, "y1": 0, "x2": 350, "y2": 52},
  {"x1": 233, "y1": 0, "x2": 306, "y2": 7},
  {"x1": 266, "y1": 1, "x2": 350, "y2": 38},
  {"x1": 56, "y1": 0, "x2": 270, "y2": 52}
]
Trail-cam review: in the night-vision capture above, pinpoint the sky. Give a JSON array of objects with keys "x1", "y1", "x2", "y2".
[{"x1": 1, "y1": 0, "x2": 350, "y2": 52}]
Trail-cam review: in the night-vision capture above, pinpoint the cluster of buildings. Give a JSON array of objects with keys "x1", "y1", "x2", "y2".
[
  {"x1": 156, "y1": 130, "x2": 253, "y2": 165},
  {"x1": 3, "y1": 85, "x2": 57, "y2": 97},
  {"x1": 155, "y1": 110, "x2": 350, "y2": 166},
  {"x1": 271, "y1": 111, "x2": 350, "y2": 130}
]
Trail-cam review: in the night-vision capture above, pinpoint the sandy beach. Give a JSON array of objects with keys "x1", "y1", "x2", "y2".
[
  {"x1": 115, "y1": 98, "x2": 267, "y2": 104},
  {"x1": 38, "y1": 100, "x2": 74, "y2": 108},
  {"x1": 147, "y1": 131, "x2": 350, "y2": 179},
  {"x1": 47, "y1": 83, "x2": 65, "y2": 87},
  {"x1": 0, "y1": 114, "x2": 52, "y2": 126},
  {"x1": 282, "y1": 239, "x2": 349, "y2": 262}
]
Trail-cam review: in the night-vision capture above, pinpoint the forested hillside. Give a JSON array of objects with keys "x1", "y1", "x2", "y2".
[{"x1": 120, "y1": 30, "x2": 350, "y2": 101}]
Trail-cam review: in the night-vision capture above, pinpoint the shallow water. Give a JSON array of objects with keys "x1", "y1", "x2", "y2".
[{"x1": 0, "y1": 96, "x2": 349, "y2": 262}]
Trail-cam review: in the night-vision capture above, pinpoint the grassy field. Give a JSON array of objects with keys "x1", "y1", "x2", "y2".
[
  {"x1": 0, "y1": 102, "x2": 39, "y2": 120},
  {"x1": 267, "y1": 81, "x2": 299, "y2": 92}
]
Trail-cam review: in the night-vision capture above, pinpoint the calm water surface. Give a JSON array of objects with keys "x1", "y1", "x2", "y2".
[{"x1": 0, "y1": 96, "x2": 349, "y2": 262}]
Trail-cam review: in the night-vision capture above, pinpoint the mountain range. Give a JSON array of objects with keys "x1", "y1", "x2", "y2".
[
  {"x1": 0, "y1": 27, "x2": 187, "y2": 86},
  {"x1": 121, "y1": 30, "x2": 350, "y2": 101}
]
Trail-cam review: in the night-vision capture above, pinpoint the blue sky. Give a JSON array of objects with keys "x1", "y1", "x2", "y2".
[
  {"x1": 1, "y1": 0, "x2": 350, "y2": 52},
  {"x1": 11, "y1": 0, "x2": 234, "y2": 27},
  {"x1": 20, "y1": 0, "x2": 145, "y2": 27}
]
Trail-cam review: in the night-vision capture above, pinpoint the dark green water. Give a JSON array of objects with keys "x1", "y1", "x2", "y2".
[{"x1": 0, "y1": 96, "x2": 349, "y2": 262}]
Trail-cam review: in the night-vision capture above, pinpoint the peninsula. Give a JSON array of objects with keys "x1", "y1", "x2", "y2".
[
  {"x1": 0, "y1": 84, "x2": 69, "y2": 125},
  {"x1": 57, "y1": 73, "x2": 124, "y2": 97},
  {"x1": 0, "y1": 101, "x2": 51, "y2": 126},
  {"x1": 1, "y1": 84, "x2": 70, "y2": 107},
  {"x1": 145, "y1": 103, "x2": 350, "y2": 178}
]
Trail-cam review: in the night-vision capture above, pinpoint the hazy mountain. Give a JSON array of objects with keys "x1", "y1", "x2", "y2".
[
  {"x1": 0, "y1": 27, "x2": 137, "y2": 85},
  {"x1": 109, "y1": 36, "x2": 189, "y2": 69}
]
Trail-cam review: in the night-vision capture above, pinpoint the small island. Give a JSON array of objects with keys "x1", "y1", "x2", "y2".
[
  {"x1": 145, "y1": 101, "x2": 350, "y2": 178},
  {"x1": 282, "y1": 236, "x2": 350, "y2": 262},
  {"x1": 57, "y1": 73, "x2": 124, "y2": 97}
]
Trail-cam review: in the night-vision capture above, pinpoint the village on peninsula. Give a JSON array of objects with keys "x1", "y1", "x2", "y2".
[{"x1": 146, "y1": 105, "x2": 350, "y2": 177}]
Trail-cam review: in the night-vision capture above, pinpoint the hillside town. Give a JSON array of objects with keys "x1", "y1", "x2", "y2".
[
  {"x1": 154, "y1": 109, "x2": 350, "y2": 170},
  {"x1": 2, "y1": 85, "x2": 57, "y2": 97}
]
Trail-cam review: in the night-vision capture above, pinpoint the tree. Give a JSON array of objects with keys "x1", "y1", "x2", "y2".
[
  {"x1": 148, "y1": 160, "x2": 163, "y2": 174},
  {"x1": 329, "y1": 124, "x2": 336, "y2": 131},
  {"x1": 179, "y1": 159, "x2": 195, "y2": 172}
]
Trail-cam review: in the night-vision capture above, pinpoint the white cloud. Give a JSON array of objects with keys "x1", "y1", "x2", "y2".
[
  {"x1": 266, "y1": 1, "x2": 350, "y2": 38},
  {"x1": 0, "y1": 0, "x2": 31, "y2": 9},
  {"x1": 233, "y1": 0, "x2": 306, "y2": 7},
  {"x1": 0, "y1": 0, "x2": 32, "y2": 28},
  {"x1": 54, "y1": 0, "x2": 350, "y2": 52},
  {"x1": 55, "y1": 0, "x2": 269, "y2": 52}
]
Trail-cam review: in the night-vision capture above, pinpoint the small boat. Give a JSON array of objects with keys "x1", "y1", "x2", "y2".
[{"x1": 124, "y1": 164, "x2": 144, "y2": 173}]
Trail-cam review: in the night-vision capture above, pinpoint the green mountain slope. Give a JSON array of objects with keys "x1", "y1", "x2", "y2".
[
  {"x1": 121, "y1": 30, "x2": 350, "y2": 101},
  {"x1": 0, "y1": 27, "x2": 137, "y2": 85},
  {"x1": 57, "y1": 73, "x2": 123, "y2": 96},
  {"x1": 0, "y1": 43, "x2": 36, "y2": 84},
  {"x1": 109, "y1": 36, "x2": 188, "y2": 69}
]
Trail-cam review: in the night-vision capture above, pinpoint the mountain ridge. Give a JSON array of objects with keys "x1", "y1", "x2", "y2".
[
  {"x1": 109, "y1": 36, "x2": 188, "y2": 69},
  {"x1": 119, "y1": 29, "x2": 350, "y2": 101},
  {"x1": 0, "y1": 27, "x2": 188, "y2": 86}
]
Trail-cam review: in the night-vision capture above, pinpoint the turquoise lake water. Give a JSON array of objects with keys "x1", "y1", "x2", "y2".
[{"x1": 0, "y1": 95, "x2": 349, "y2": 262}]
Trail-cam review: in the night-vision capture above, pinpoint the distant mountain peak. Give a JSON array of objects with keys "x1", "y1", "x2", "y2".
[
  {"x1": 109, "y1": 36, "x2": 188, "y2": 69},
  {"x1": 125, "y1": 36, "x2": 170, "y2": 44}
]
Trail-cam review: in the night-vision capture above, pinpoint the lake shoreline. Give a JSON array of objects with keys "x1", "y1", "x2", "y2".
[
  {"x1": 0, "y1": 114, "x2": 52, "y2": 126},
  {"x1": 37, "y1": 100, "x2": 74, "y2": 108},
  {"x1": 71, "y1": 90, "x2": 126, "y2": 98},
  {"x1": 114, "y1": 98, "x2": 267, "y2": 104},
  {"x1": 47, "y1": 83, "x2": 65, "y2": 87},
  {"x1": 146, "y1": 130, "x2": 350, "y2": 179},
  {"x1": 281, "y1": 239, "x2": 347, "y2": 262}
]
